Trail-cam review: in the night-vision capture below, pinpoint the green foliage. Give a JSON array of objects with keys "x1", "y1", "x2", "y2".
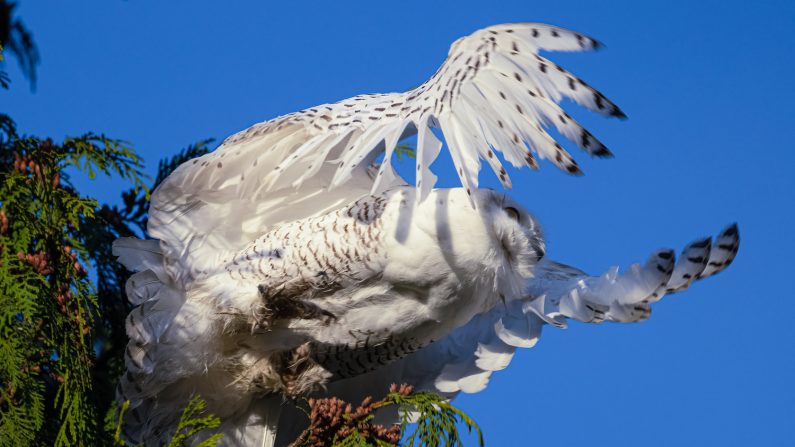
[
  {"x1": 110, "y1": 399, "x2": 129, "y2": 446},
  {"x1": 0, "y1": 133, "x2": 145, "y2": 446},
  {"x1": 391, "y1": 391, "x2": 483, "y2": 447},
  {"x1": 116, "y1": 398, "x2": 225, "y2": 447},
  {"x1": 106, "y1": 397, "x2": 224, "y2": 447},
  {"x1": 165, "y1": 396, "x2": 224, "y2": 447},
  {"x1": 394, "y1": 143, "x2": 416, "y2": 161}
]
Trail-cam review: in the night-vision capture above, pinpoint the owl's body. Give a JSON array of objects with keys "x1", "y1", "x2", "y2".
[
  {"x1": 114, "y1": 22, "x2": 739, "y2": 446},
  {"x1": 220, "y1": 187, "x2": 539, "y2": 344},
  {"x1": 115, "y1": 187, "x2": 544, "y2": 443},
  {"x1": 206, "y1": 187, "x2": 538, "y2": 392}
]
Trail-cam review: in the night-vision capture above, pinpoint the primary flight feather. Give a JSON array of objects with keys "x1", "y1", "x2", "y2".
[{"x1": 113, "y1": 22, "x2": 739, "y2": 446}]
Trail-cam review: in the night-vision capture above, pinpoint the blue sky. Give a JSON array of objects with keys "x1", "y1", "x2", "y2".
[{"x1": 4, "y1": 1, "x2": 794, "y2": 445}]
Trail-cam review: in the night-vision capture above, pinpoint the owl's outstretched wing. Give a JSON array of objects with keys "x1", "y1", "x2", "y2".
[
  {"x1": 148, "y1": 23, "x2": 622, "y2": 284},
  {"x1": 401, "y1": 224, "x2": 739, "y2": 397}
]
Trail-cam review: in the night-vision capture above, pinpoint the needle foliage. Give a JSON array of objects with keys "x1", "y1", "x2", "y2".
[{"x1": 0, "y1": 127, "x2": 146, "y2": 445}]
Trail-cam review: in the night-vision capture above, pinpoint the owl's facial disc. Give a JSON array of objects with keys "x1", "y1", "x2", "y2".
[{"x1": 478, "y1": 191, "x2": 545, "y2": 276}]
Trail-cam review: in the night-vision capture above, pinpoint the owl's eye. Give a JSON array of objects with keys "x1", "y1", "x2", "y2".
[{"x1": 504, "y1": 207, "x2": 520, "y2": 222}]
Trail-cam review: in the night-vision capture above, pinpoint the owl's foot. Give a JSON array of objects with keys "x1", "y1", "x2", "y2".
[
  {"x1": 253, "y1": 284, "x2": 336, "y2": 330},
  {"x1": 242, "y1": 342, "x2": 332, "y2": 397},
  {"x1": 275, "y1": 342, "x2": 333, "y2": 397}
]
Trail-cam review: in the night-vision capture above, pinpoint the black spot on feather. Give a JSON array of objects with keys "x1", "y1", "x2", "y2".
[
  {"x1": 691, "y1": 238, "x2": 712, "y2": 248},
  {"x1": 723, "y1": 224, "x2": 739, "y2": 237},
  {"x1": 594, "y1": 93, "x2": 605, "y2": 109}
]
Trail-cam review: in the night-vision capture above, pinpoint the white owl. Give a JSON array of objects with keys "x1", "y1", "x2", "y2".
[{"x1": 113, "y1": 23, "x2": 739, "y2": 446}]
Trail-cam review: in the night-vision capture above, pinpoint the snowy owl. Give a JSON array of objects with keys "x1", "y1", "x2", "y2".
[{"x1": 113, "y1": 23, "x2": 739, "y2": 445}]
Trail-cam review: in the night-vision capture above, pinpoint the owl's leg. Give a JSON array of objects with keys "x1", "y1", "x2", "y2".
[{"x1": 253, "y1": 284, "x2": 336, "y2": 329}]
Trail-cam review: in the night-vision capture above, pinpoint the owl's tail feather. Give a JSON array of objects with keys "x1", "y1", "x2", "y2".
[
  {"x1": 113, "y1": 237, "x2": 191, "y2": 444},
  {"x1": 114, "y1": 237, "x2": 286, "y2": 446}
]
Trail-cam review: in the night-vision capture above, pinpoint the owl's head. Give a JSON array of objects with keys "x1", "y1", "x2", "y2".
[
  {"x1": 471, "y1": 189, "x2": 545, "y2": 278},
  {"x1": 408, "y1": 187, "x2": 544, "y2": 284}
]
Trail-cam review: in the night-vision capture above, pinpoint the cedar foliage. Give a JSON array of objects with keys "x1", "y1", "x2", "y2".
[
  {"x1": 291, "y1": 384, "x2": 483, "y2": 447},
  {"x1": 0, "y1": 129, "x2": 146, "y2": 445}
]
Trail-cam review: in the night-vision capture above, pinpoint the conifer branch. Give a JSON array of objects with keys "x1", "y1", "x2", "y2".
[{"x1": 290, "y1": 384, "x2": 483, "y2": 447}]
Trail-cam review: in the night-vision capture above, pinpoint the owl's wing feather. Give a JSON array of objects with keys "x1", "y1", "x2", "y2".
[
  {"x1": 402, "y1": 224, "x2": 739, "y2": 397},
  {"x1": 147, "y1": 23, "x2": 621, "y2": 283},
  {"x1": 148, "y1": 124, "x2": 405, "y2": 285}
]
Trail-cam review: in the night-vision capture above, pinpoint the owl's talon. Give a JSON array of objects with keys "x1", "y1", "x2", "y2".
[{"x1": 254, "y1": 283, "x2": 337, "y2": 330}]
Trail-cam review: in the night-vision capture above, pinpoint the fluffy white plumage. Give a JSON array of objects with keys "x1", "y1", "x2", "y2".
[{"x1": 113, "y1": 22, "x2": 739, "y2": 446}]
